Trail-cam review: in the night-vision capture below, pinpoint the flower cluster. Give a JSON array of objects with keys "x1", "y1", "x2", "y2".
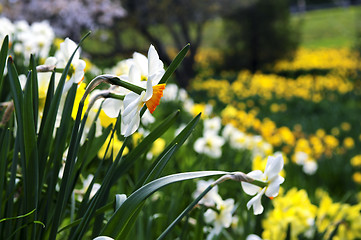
[
  {"x1": 193, "y1": 155, "x2": 285, "y2": 238},
  {"x1": 261, "y1": 188, "x2": 361, "y2": 240},
  {"x1": 0, "y1": 17, "x2": 54, "y2": 63}
]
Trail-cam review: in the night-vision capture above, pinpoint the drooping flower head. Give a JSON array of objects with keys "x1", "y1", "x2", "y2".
[{"x1": 241, "y1": 154, "x2": 285, "y2": 215}]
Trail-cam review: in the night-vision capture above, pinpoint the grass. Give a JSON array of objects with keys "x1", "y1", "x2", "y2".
[
  {"x1": 83, "y1": 5, "x2": 361, "y2": 69},
  {"x1": 292, "y1": 5, "x2": 361, "y2": 48},
  {"x1": 201, "y1": 5, "x2": 361, "y2": 49}
]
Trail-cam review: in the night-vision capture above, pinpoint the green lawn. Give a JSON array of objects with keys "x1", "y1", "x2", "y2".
[{"x1": 293, "y1": 5, "x2": 361, "y2": 48}]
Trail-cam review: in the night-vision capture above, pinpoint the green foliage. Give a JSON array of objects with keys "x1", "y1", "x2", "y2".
[
  {"x1": 220, "y1": 0, "x2": 300, "y2": 71},
  {"x1": 0, "y1": 33, "x2": 245, "y2": 240},
  {"x1": 296, "y1": 6, "x2": 361, "y2": 48}
]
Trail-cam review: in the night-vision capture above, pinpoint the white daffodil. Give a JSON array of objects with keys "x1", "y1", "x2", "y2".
[
  {"x1": 193, "y1": 131, "x2": 225, "y2": 158},
  {"x1": 204, "y1": 116, "x2": 222, "y2": 135},
  {"x1": 204, "y1": 198, "x2": 235, "y2": 237},
  {"x1": 121, "y1": 45, "x2": 165, "y2": 137},
  {"x1": 76, "y1": 174, "x2": 101, "y2": 201},
  {"x1": 241, "y1": 154, "x2": 284, "y2": 215},
  {"x1": 303, "y1": 160, "x2": 318, "y2": 175},
  {"x1": 101, "y1": 63, "x2": 144, "y2": 120},
  {"x1": 192, "y1": 179, "x2": 222, "y2": 207},
  {"x1": 55, "y1": 38, "x2": 86, "y2": 91}
]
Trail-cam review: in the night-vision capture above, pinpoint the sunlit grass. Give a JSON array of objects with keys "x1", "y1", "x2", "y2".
[{"x1": 293, "y1": 5, "x2": 361, "y2": 48}]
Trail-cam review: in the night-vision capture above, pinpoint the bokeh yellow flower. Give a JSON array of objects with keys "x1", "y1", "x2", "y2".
[{"x1": 262, "y1": 188, "x2": 317, "y2": 240}]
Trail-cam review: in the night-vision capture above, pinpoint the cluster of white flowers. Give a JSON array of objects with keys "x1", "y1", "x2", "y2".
[
  {"x1": 222, "y1": 123, "x2": 273, "y2": 158},
  {"x1": 193, "y1": 119, "x2": 273, "y2": 160},
  {"x1": 194, "y1": 117, "x2": 225, "y2": 158},
  {"x1": 0, "y1": 17, "x2": 54, "y2": 63},
  {"x1": 193, "y1": 154, "x2": 284, "y2": 238},
  {"x1": 192, "y1": 179, "x2": 238, "y2": 239}
]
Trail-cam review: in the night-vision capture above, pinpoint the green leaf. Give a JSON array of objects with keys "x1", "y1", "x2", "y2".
[
  {"x1": 47, "y1": 32, "x2": 91, "y2": 240},
  {"x1": 4, "y1": 135, "x2": 20, "y2": 237},
  {"x1": 38, "y1": 32, "x2": 90, "y2": 175},
  {"x1": 39, "y1": 83, "x2": 78, "y2": 229},
  {"x1": 159, "y1": 44, "x2": 190, "y2": 84},
  {"x1": 0, "y1": 128, "x2": 10, "y2": 216},
  {"x1": 142, "y1": 144, "x2": 178, "y2": 185},
  {"x1": 23, "y1": 59, "x2": 39, "y2": 212},
  {"x1": 7, "y1": 57, "x2": 24, "y2": 130},
  {"x1": 116, "y1": 145, "x2": 179, "y2": 239},
  {"x1": 0, "y1": 209, "x2": 36, "y2": 223},
  {"x1": 100, "y1": 171, "x2": 228, "y2": 239},
  {"x1": 30, "y1": 55, "x2": 39, "y2": 129},
  {"x1": 0, "y1": 35, "x2": 9, "y2": 94},
  {"x1": 137, "y1": 112, "x2": 202, "y2": 188},
  {"x1": 157, "y1": 184, "x2": 214, "y2": 240},
  {"x1": 37, "y1": 71, "x2": 55, "y2": 138}
]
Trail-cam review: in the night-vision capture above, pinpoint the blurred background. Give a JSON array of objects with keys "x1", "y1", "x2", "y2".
[
  {"x1": 1, "y1": 0, "x2": 360, "y2": 88},
  {"x1": 2, "y1": 1, "x2": 361, "y2": 238}
]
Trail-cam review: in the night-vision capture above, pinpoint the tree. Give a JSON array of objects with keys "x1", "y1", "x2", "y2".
[
  {"x1": 110, "y1": 0, "x2": 246, "y2": 88},
  {"x1": 221, "y1": 0, "x2": 300, "y2": 72},
  {"x1": 0, "y1": 0, "x2": 126, "y2": 41}
]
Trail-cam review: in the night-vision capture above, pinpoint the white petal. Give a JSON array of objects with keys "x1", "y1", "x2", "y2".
[
  {"x1": 194, "y1": 138, "x2": 205, "y2": 153},
  {"x1": 144, "y1": 78, "x2": 153, "y2": 102},
  {"x1": 265, "y1": 155, "x2": 284, "y2": 180},
  {"x1": 93, "y1": 237, "x2": 114, "y2": 240},
  {"x1": 241, "y1": 170, "x2": 264, "y2": 196},
  {"x1": 123, "y1": 112, "x2": 140, "y2": 137},
  {"x1": 102, "y1": 98, "x2": 122, "y2": 118},
  {"x1": 220, "y1": 212, "x2": 233, "y2": 228},
  {"x1": 73, "y1": 70, "x2": 84, "y2": 84},
  {"x1": 246, "y1": 234, "x2": 263, "y2": 240},
  {"x1": 246, "y1": 188, "x2": 265, "y2": 215},
  {"x1": 133, "y1": 52, "x2": 148, "y2": 76},
  {"x1": 61, "y1": 38, "x2": 79, "y2": 61},
  {"x1": 148, "y1": 70, "x2": 165, "y2": 86},
  {"x1": 223, "y1": 198, "x2": 235, "y2": 211},
  {"x1": 45, "y1": 56, "x2": 57, "y2": 65},
  {"x1": 123, "y1": 92, "x2": 141, "y2": 117},
  {"x1": 204, "y1": 209, "x2": 216, "y2": 223},
  {"x1": 129, "y1": 64, "x2": 141, "y2": 84},
  {"x1": 265, "y1": 176, "x2": 284, "y2": 198},
  {"x1": 76, "y1": 59, "x2": 86, "y2": 71},
  {"x1": 242, "y1": 182, "x2": 262, "y2": 196},
  {"x1": 148, "y1": 44, "x2": 164, "y2": 76}
]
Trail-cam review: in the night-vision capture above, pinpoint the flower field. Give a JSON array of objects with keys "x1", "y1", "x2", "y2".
[{"x1": 0, "y1": 15, "x2": 361, "y2": 240}]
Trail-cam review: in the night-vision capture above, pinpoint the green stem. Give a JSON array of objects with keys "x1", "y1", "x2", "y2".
[
  {"x1": 157, "y1": 185, "x2": 214, "y2": 240},
  {"x1": 57, "y1": 200, "x2": 115, "y2": 233},
  {"x1": 156, "y1": 171, "x2": 267, "y2": 239},
  {"x1": 108, "y1": 93, "x2": 125, "y2": 100}
]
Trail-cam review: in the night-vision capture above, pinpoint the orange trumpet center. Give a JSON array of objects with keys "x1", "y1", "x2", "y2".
[{"x1": 146, "y1": 84, "x2": 166, "y2": 114}]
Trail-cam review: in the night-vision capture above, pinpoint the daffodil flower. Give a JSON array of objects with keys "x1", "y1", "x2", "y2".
[
  {"x1": 56, "y1": 38, "x2": 86, "y2": 92},
  {"x1": 193, "y1": 131, "x2": 225, "y2": 158},
  {"x1": 192, "y1": 179, "x2": 222, "y2": 207},
  {"x1": 121, "y1": 45, "x2": 165, "y2": 137},
  {"x1": 204, "y1": 198, "x2": 235, "y2": 238},
  {"x1": 241, "y1": 154, "x2": 284, "y2": 215}
]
